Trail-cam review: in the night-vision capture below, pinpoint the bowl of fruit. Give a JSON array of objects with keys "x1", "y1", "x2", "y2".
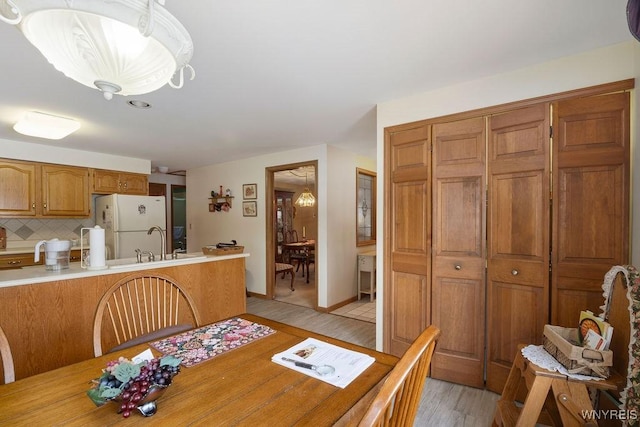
[{"x1": 87, "y1": 355, "x2": 181, "y2": 418}]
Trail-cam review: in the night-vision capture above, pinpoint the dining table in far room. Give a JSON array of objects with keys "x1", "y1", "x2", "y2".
[{"x1": 0, "y1": 313, "x2": 397, "y2": 426}]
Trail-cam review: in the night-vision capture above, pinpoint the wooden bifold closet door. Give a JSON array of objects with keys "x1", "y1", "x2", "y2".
[
  {"x1": 383, "y1": 82, "x2": 631, "y2": 394},
  {"x1": 430, "y1": 117, "x2": 486, "y2": 388},
  {"x1": 551, "y1": 92, "x2": 630, "y2": 327},
  {"x1": 384, "y1": 124, "x2": 432, "y2": 356},
  {"x1": 485, "y1": 103, "x2": 551, "y2": 393}
]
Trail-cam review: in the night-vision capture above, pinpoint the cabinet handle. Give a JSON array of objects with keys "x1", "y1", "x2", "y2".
[
  {"x1": 8, "y1": 260, "x2": 22, "y2": 265},
  {"x1": 32, "y1": 202, "x2": 36, "y2": 208},
  {"x1": 511, "y1": 269, "x2": 519, "y2": 276},
  {"x1": 123, "y1": 182, "x2": 128, "y2": 190},
  {"x1": 454, "y1": 264, "x2": 462, "y2": 270},
  {"x1": 43, "y1": 203, "x2": 47, "y2": 209}
]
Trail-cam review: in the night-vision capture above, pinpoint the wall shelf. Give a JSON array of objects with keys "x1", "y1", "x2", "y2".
[{"x1": 209, "y1": 196, "x2": 233, "y2": 212}]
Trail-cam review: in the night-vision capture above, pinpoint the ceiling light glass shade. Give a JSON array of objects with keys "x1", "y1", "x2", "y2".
[
  {"x1": 295, "y1": 188, "x2": 316, "y2": 207},
  {"x1": 1, "y1": 0, "x2": 194, "y2": 100},
  {"x1": 14, "y1": 111, "x2": 80, "y2": 140}
]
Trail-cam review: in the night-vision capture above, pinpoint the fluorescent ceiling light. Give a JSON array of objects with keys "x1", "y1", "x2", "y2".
[
  {"x1": 0, "y1": 0, "x2": 195, "y2": 100},
  {"x1": 14, "y1": 111, "x2": 81, "y2": 140}
]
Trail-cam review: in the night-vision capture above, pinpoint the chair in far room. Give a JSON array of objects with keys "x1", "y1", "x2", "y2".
[
  {"x1": 93, "y1": 273, "x2": 201, "y2": 357},
  {"x1": 358, "y1": 325, "x2": 441, "y2": 426},
  {"x1": 275, "y1": 262, "x2": 296, "y2": 291},
  {"x1": 0, "y1": 324, "x2": 15, "y2": 384}
]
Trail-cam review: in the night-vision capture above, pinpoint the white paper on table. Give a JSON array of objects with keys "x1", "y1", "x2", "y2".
[
  {"x1": 272, "y1": 337, "x2": 375, "y2": 388},
  {"x1": 132, "y1": 349, "x2": 154, "y2": 363}
]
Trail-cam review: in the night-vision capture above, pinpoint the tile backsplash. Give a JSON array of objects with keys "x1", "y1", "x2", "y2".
[{"x1": 0, "y1": 218, "x2": 96, "y2": 247}]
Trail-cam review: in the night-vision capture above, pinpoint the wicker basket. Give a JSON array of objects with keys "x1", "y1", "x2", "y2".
[
  {"x1": 202, "y1": 246, "x2": 244, "y2": 256},
  {"x1": 542, "y1": 324, "x2": 612, "y2": 378}
]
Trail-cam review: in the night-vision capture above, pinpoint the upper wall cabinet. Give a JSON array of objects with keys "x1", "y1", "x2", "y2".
[
  {"x1": 92, "y1": 169, "x2": 148, "y2": 195},
  {"x1": 0, "y1": 159, "x2": 36, "y2": 216},
  {"x1": 0, "y1": 159, "x2": 90, "y2": 218}
]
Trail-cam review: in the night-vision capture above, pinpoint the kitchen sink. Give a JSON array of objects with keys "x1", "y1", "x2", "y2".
[{"x1": 106, "y1": 253, "x2": 207, "y2": 269}]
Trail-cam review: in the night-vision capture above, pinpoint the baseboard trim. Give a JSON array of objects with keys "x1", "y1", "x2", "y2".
[{"x1": 325, "y1": 296, "x2": 358, "y2": 313}]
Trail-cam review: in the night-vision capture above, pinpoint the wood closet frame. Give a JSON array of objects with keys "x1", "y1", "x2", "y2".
[{"x1": 383, "y1": 79, "x2": 633, "y2": 393}]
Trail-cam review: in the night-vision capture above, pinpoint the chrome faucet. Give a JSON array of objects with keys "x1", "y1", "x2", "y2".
[{"x1": 147, "y1": 226, "x2": 166, "y2": 260}]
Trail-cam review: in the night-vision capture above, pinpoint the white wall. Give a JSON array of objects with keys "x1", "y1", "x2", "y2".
[
  {"x1": 376, "y1": 40, "x2": 640, "y2": 350},
  {"x1": 186, "y1": 144, "x2": 375, "y2": 309},
  {"x1": 0, "y1": 138, "x2": 150, "y2": 173}
]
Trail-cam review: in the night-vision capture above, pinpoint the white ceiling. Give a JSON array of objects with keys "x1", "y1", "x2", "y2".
[
  {"x1": 0, "y1": 1, "x2": 634, "y2": 173},
  {"x1": 274, "y1": 165, "x2": 316, "y2": 186}
]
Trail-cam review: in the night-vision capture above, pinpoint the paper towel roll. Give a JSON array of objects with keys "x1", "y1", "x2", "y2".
[{"x1": 88, "y1": 225, "x2": 106, "y2": 268}]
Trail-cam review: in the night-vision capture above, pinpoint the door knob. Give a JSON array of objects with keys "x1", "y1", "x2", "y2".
[
  {"x1": 511, "y1": 269, "x2": 519, "y2": 276},
  {"x1": 455, "y1": 264, "x2": 461, "y2": 270}
]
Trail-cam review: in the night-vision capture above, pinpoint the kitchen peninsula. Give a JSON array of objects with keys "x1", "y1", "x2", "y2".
[{"x1": 0, "y1": 253, "x2": 248, "y2": 380}]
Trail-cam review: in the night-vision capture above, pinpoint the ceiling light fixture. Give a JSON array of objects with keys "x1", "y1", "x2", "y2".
[
  {"x1": 295, "y1": 173, "x2": 316, "y2": 207},
  {"x1": 14, "y1": 111, "x2": 80, "y2": 140},
  {"x1": 0, "y1": 0, "x2": 195, "y2": 100},
  {"x1": 128, "y1": 100, "x2": 152, "y2": 109}
]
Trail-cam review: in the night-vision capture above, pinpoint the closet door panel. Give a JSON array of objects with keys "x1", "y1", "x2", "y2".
[
  {"x1": 552, "y1": 92, "x2": 629, "y2": 326},
  {"x1": 389, "y1": 272, "x2": 429, "y2": 347},
  {"x1": 384, "y1": 124, "x2": 431, "y2": 356},
  {"x1": 487, "y1": 280, "x2": 546, "y2": 389},
  {"x1": 486, "y1": 103, "x2": 550, "y2": 393},
  {"x1": 431, "y1": 117, "x2": 486, "y2": 388}
]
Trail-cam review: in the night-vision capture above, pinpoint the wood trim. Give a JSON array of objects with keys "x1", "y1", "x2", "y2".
[
  {"x1": 385, "y1": 79, "x2": 635, "y2": 131},
  {"x1": 383, "y1": 128, "x2": 392, "y2": 352},
  {"x1": 323, "y1": 296, "x2": 359, "y2": 313}
]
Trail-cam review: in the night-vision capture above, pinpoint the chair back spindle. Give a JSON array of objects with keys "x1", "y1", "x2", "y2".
[
  {"x1": 93, "y1": 274, "x2": 201, "y2": 357},
  {"x1": 0, "y1": 325, "x2": 15, "y2": 384},
  {"x1": 358, "y1": 325, "x2": 440, "y2": 426}
]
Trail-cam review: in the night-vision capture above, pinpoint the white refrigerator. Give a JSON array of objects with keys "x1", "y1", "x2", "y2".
[{"x1": 95, "y1": 194, "x2": 167, "y2": 259}]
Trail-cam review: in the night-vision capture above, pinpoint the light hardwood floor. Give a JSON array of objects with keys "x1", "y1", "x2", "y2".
[{"x1": 246, "y1": 296, "x2": 499, "y2": 426}]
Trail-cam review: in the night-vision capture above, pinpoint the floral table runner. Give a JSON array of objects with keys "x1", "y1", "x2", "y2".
[{"x1": 150, "y1": 317, "x2": 276, "y2": 367}]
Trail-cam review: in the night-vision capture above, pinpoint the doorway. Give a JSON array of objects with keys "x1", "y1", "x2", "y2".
[
  {"x1": 266, "y1": 161, "x2": 318, "y2": 309},
  {"x1": 171, "y1": 185, "x2": 186, "y2": 251}
]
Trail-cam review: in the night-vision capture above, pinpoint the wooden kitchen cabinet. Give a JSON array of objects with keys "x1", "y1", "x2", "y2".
[
  {"x1": 92, "y1": 169, "x2": 148, "y2": 195},
  {"x1": 0, "y1": 250, "x2": 82, "y2": 269},
  {"x1": 0, "y1": 159, "x2": 90, "y2": 217},
  {"x1": 41, "y1": 164, "x2": 91, "y2": 216},
  {"x1": 0, "y1": 253, "x2": 41, "y2": 269},
  {"x1": 0, "y1": 159, "x2": 37, "y2": 216}
]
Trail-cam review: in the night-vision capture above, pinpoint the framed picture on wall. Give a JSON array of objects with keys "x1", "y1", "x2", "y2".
[
  {"x1": 243, "y1": 200, "x2": 257, "y2": 217},
  {"x1": 243, "y1": 183, "x2": 257, "y2": 199}
]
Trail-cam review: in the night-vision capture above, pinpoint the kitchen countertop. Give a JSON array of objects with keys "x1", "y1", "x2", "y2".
[{"x1": 0, "y1": 252, "x2": 249, "y2": 288}]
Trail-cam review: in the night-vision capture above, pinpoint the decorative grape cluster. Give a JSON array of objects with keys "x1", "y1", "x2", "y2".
[{"x1": 87, "y1": 355, "x2": 181, "y2": 418}]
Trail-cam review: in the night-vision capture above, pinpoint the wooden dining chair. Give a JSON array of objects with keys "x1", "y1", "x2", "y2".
[
  {"x1": 275, "y1": 262, "x2": 296, "y2": 290},
  {"x1": 358, "y1": 325, "x2": 441, "y2": 427},
  {"x1": 93, "y1": 273, "x2": 201, "y2": 357},
  {"x1": 0, "y1": 324, "x2": 15, "y2": 384}
]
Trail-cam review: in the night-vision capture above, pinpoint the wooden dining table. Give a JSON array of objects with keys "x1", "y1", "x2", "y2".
[{"x1": 0, "y1": 313, "x2": 397, "y2": 426}]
